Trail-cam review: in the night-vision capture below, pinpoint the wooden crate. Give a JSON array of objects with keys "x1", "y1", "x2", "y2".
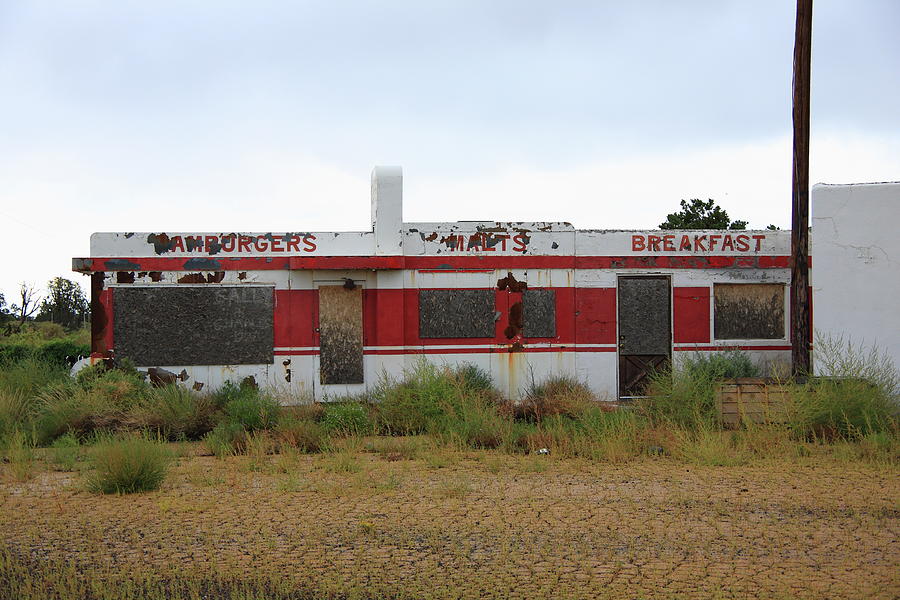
[{"x1": 716, "y1": 378, "x2": 790, "y2": 427}]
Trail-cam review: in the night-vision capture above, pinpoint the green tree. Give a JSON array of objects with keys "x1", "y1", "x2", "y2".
[
  {"x1": 36, "y1": 277, "x2": 89, "y2": 330},
  {"x1": 659, "y1": 199, "x2": 748, "y2": 230}
]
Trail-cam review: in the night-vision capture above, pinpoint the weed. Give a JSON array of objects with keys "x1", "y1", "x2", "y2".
[
  {"x1": 203, "y1": 422, "x2": 248, "y2": 458},
  {"x1": 275, "y1": 415, "x2": 328, "y2": 453},
  {"x1": 324, "y1": 451, "x2": 362, "y2": 474},
  {"x1": 673, "y1": 428, "x2": 749, "y2": 467},
  {"x1": 86, "y1": 434, "x2": 171, "y2": 494},
  {"x1": 513, "y1": 374, "x2": 595, "y2": 422},
  {"x1": 48, "y1": 432, "x2": 81, "y2": 471},
  {"x1": 3, "y1": 429, "x2": 35, "y2": 481},
  {"x1": 321, "y1": 402, "x2": 372, "y2": 436},
  {"x1": 138, "y1": 385, "x2": 219, "y2": 440}
]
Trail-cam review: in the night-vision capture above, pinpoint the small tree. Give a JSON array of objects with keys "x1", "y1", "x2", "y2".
[
  {"x1": 10, "y1": 282, "x2": 41, "y2": 326},
  {"x1": 659, "y1": 199, "x2": 748, "y2": 230},
  {"x1": 37, "y1": 278, "x2": 89, "y2": 330}
]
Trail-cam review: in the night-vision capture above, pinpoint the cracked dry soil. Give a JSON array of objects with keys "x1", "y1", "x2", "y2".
[{"x1": 2, "y1": 452, "x2": 898, "y2": 599}]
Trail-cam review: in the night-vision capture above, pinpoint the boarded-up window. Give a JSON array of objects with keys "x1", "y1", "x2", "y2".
[
  {"x1": 714, "y1": 284, "x2": 785, "y2": 340},
  {"x1": 419, "y1": 290, "x2": 495, "y2": 338},
  {"x1": 523, "y1": 289, "x2": 556, "y2": 338},
  {"x1": 318, "y1": 285, "x2": 364, "y2": 385},
  {"x1": 113, "y1": 286, "x2": 273, "y2": 366}
]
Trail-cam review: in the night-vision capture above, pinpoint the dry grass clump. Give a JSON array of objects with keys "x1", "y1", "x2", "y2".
[
  {"x1": 506, "y1": 374, "x2": 596, "y2": 423},
  {"x1": 86, "y1": 434, "x2": 171, "y2": 494}
]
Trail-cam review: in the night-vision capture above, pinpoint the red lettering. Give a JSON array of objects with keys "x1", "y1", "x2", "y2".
[
  {"x1": 303, "y1": 234, "x2": 317, "y2": 252},
  {"x1": 285, "y1": 235, "x2": 301, "y2": 252},
  {"x1": 693, "y1": 235, "x2": 707, "y2": 252},
  {"x1": 722, "y1": 234, "x2": 734, "y2": 251},
  {"x1": 708, "y1": 234, "x2": 721, "y2": 251},
  {"x1": 270, "y1": 235, "x2": 283, "y2": 252},
  {"x1": 752, "y1": 234, "x2": 765, "y2": 251},
  {"x1": 663, "y1": 235, "x2": 675, "y2": 252},
  {"x1": 632, "y1": 235, "x2": 646, "y2": 251},
  {"x1": 221, "y1": 235, "x2": 236, "y2": 252},
  {"x1": 647, "y1": 235, "x2": 661, "y2": 252},
  {"x1": 496, "y1": 234, "x2": 509, "y2": 251},
  {"x1": 172, "y1": 236, "x2": 185, "y2": 252},
  {"x1": 512, "y1": 233, "x2": 528, "y2": 253},
  {"x1": 481, "y1": 233, "x2": 495, "y2": 251},
  {"x1": 185, "y1": 235, "x2": 203, "y2": 252},
  {"x1": 204, "y1": 236, "x2": 218, "y2": 252},
  {"x1": 254, "y1": 237, "x2": 268, "y2": 252},
  {"x1": 679, "y1": 235, "x2": 691, "y2": 251},
  {"x1": 238, "y1": 236, "x2": 251, "y2": 252},
  {"x1": 735, "y1": 235, "x2": 750, "y2": 251}
]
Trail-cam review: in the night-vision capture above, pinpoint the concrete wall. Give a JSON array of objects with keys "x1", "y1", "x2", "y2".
[{"x1": 812, "y1": 182, "x2": 900, "y2": 372}]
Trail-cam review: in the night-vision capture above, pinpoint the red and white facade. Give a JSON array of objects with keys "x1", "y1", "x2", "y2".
[{"x1": 74, "y1": 167, "x2": 796, "y2": 402}]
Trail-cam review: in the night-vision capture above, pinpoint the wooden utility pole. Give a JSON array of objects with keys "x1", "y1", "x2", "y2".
[{"x1": 791, "y1": 0, "x2": 813, "y2": 376}]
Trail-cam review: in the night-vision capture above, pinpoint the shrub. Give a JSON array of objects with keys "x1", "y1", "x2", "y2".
[
  {"x1": 276, "y1": 416, "x2": 327, "y2": 453},
  {"x1": 813, "y1": 331, "x2": 899, "y2": 396},
  {"x1": 138, "y1": 385, "x2": 219, "y2": 440},
  {"x1": 321, "y1": 402, "x2": 372, "y2": 436},
  {"x1": 224, "y1": 395, "x2": 278, "y2": 431},
  {"x1": 786, "y1": 377, "x2": 898, "y2": 440},
  {"x1": 640, "y1": 351, "x2": 760, "y2": 431},
  {"x1": 86, "y1": 434, "x2": 170, "y2": 494},
  {"x1": 453, "y1": 363, "x2": 494, "y2": 393},
  {"x1": 204, "y1": 422, "x2": 249, "y2": 458},
  {"x1": 439, "y1": 396, "x2": 508, "y2": 450},
  {"x1": 511, "y1": 375, "x2": 594, "y2": 423},
  {"x1": 74, "y1": 364, "x2": 149, "y2": 410},
  {"x1": 0, "y1": 357, "x2": 68, "y2": 398},
  {"x1": 49, "y1": 432, "x2": 81, "y2": 471}
]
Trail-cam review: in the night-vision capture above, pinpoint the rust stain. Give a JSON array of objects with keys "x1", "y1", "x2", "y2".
[
  {"x1": 504, "y1": 301, "x2": 524, "y2": 339},
  {"x1": 148, "y1": 271, "x2": 163, "y2": 282},
  {"x1": 177, "y1": 272, "x2": 225, "y2": 284},
  {"x1": 147, "y1": 233, "x2": 173, "y2": 255},
  {"x1": 497, "y1": 272, "x2": 527, "y2": 293},
  {"x1": 116, "y1": 272, "x2": 135, "y2": 284},
  {"x1": 147, "y1": 367, "x2": 183, "y2": 387},
  {"x1": 177, "y1": 273, "x2": 207, "y2": 284},
  {"x1": 425, "y1": 232, "x2": 438, "y2": 242},
  {"x1": 192, "y1": 382, "x2": 204, "y2": 391},
  {"x1": 241, "y1": 375, "x2": 258, "y2": 390},
  {"x1": 508, "y1": 341, "x2": 525, "y2": 353},
  {"x1": 90, "y1": 272, "x2": 108, "y2": 356},
  {"x1": 238, "y1": 272, "x2": 247, "y2": 280}
]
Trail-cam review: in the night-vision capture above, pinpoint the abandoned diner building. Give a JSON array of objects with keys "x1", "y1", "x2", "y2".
[{"x1": 73, "y1": 167, "x2": 796, "y2": 402}]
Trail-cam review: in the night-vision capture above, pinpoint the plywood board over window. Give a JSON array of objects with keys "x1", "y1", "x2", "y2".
[
  {"x1": 523, "y1": 289, "x2": 556, "y2": 338},
  {"x1": 113, "y1": 286, "x2": 273, "y2": 366},
  {"x1": 714, "y1": 283, "x2": 785, "y2": 340},
  {"x1": 419, "y1": 290, "x2": 495, "y2": 338}
]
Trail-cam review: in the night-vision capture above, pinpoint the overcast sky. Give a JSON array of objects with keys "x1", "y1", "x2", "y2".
[{"x1": 1, "y1": 1, "x2": 898, "y2": 305}]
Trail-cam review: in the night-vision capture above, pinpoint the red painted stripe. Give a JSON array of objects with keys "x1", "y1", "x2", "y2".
[
  {"x1": 77, "y1": 254, "x2": 802, "y2": 272},
  {"x1": 273, "y1": 346, "x2": 620, "y2": 356}
]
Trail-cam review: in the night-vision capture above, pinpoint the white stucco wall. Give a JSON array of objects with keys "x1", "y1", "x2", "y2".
[{"x1": 812, "y1": 182, "x2": 900, "y2": 372}]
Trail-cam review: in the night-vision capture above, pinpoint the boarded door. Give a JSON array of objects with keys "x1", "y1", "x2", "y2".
[
  {"x1": 618, "y1": 276, "x2": 671, "y2": 398},
  {"x1": 318, "y1": 285, "x2": 364, "y2": 385}
]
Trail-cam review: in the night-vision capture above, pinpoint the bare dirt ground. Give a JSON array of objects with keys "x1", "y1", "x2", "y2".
[{"x1": 2, "y1": 449, "x2": 898, "y2": 599}]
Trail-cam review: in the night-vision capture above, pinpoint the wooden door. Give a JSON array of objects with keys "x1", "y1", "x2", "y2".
[{"x1": 617, "y1": 276, "x2": 671, "y2": 398}]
